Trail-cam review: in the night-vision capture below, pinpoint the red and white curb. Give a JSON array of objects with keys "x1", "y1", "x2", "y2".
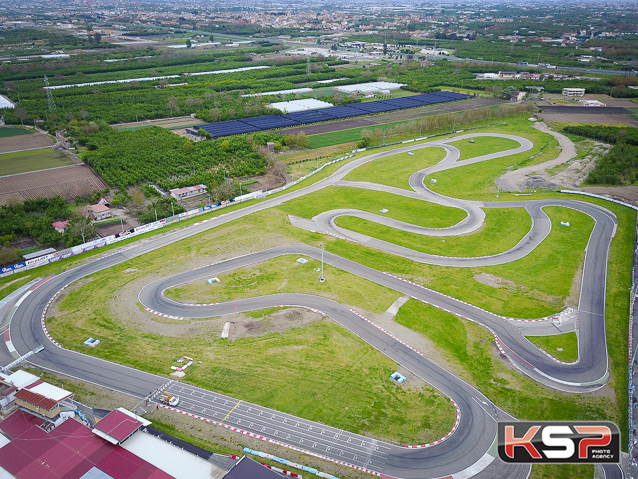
[
  {"x1": 346, "y1": 307, "x2": 461, "y2": 448},
  {"x1": 4, "y1": 330, "x2": 15, "y2": 354},
  {"x1": 40, "y1": 283, "x2": 68, "y2": 348},
  {"x1": 260, "y1": 463, "x2": 301, "y2": 477},
  {"x1": 382, "y1": 272, "x2": 571, "y2": 323},
  {"x1": 157, "y1": 404, "x2": 382, "y2": 476},
  {"x1": 144, "y1": 307, "x2": 183, "y2": 320}
]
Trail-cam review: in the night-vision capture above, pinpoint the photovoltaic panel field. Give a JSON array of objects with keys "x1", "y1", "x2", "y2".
[{"x1": 193, "y1": 92, "x2": 472, "y2": 139}]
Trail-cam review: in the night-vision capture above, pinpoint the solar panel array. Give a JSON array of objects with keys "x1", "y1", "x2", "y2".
[{"x1": 194, "y1": 91, "x2": 472, "y2": 139}]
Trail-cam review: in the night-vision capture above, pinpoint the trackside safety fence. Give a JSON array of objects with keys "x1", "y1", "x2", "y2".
[{"x1": 0, "y1": 152, "x2": 357, "y2": 279}]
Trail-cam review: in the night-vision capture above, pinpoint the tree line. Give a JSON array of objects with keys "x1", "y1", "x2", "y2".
[{"x1": 563, "y1": 125, "x2": 638, "y2": 185}]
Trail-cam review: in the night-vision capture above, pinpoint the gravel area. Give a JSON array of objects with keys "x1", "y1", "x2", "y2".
[{"x1": 497, "y1": 122, "x2": 578, "y2": 192}]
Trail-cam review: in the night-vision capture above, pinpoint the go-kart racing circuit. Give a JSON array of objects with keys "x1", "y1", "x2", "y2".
[{"x1": 4, "y1": 129, "x2": 628, "y2": 479}]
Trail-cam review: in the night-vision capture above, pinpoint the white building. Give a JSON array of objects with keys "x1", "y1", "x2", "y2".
[
  {"x1": 562, "y1": 88, "x2": 586, "y2": 97},
  {"x1": 170, "y1": 184, "x2": 207, "y2": 200}
]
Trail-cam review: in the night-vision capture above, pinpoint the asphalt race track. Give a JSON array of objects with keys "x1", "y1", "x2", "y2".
[{"x1": 6, "y1": 132, "x2": 625, "y2": 479}]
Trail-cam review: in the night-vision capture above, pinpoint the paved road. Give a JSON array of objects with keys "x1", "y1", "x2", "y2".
[{"x1": 6, "y1": 132, "x2": 623, "y2": 478}]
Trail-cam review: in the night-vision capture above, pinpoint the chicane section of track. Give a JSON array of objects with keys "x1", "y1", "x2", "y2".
[{"x1": 7, "y1": 132, "x2": 619, "y2": 478}]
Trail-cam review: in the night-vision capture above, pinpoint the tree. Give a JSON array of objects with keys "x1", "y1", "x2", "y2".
[
  {"x1": 197, "y1": 128, "x2": 211, "y2": 139},
  {"x1": 209, "y1": 34, "x2": 215, "y2": 42},
  {"x1": 209, "y1": 108, "x2": 221, "y2": 121},
  {"x1": 186, "y1": 39, "x2": 192, "y2": 49},
  {"x1": 383, "y1": 42, "x2": 388, "y2": 55},
  {"x1": 15, "y1": 108, "x2": 27, "y2": 127},
  {"x1": 209, "y1": 180, "x2": 240, "y2": 203},
  {"x1": 159, "y1": 79, "x2": 169, "y2": 88},
  {"x1": 70, "y1": 216, "x2": 95, "y2": 244},
  {"x1": 167, "y1": 96, "x2": 178, "y2": 115},
  {"x1": 269, "y1": 161, "x2": 288, "y2": 178},
  {"x1": 502, "y1": 86, "x2": 517, "y2": 100}
]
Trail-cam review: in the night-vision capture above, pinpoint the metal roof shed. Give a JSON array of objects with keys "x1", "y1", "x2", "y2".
[{"x1": 93, "y1": 409, "x2": 150, "y2": 445}]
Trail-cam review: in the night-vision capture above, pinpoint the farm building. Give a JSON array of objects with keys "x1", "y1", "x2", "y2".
[
  {"x1": 88, "y1": 203, "x2": 112, "y2": 221},
  {"x1": 333, "y1": 81, "x2": 405, "y2": 94},
  {"x1": 170, "y1": 184, "x2": 207, "y2": 200},
  {"x1": 51, "y1": 220, "x2": 69, "y2": 233},
  {"x1": 510, "y1": 91, "x2": 527, "y2": 102},
  {"x1": 581, "y1": 98, "x2": 605, "y2": 107},
  {"x1": 269, "y1": 98, "x2": 334, "y2": 113},
  {"x1": 562, "y1": 88, "x2": 586, "y2": 97}
]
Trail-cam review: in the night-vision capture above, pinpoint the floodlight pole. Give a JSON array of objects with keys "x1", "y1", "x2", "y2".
[
  {"x1": 171, "y1": 202, "x2": 174, "y2": 216},
  {"x1": 120, "y1": 217, "x2": 124, "y2": 232},
  {"x1": 154, "y1": 209, "x2": 158, "y2": 222},
  {"x1": 320, "y1": 244, "x2": 325, "y2": 283}
]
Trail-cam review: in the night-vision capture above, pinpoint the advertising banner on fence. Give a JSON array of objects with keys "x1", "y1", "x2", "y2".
[{"x1": 0, "y1": 152, "x2": 358, "y2": 278}]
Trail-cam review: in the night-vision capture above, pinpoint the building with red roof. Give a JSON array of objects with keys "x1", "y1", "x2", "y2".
[
  {"x1": 169, "y1": 184, "x2": 207, "y2": 200},
  {"x1": 93, "y1": 408, "x2": 150, "y2": 445},
  {"x1": 14, "y1": 381, "x2": 73, "y2": 422},
  {"x1": 51, "y1": 221, "x2": 69, "y2": 233},
  {"x1": 0, "y1": 410, "x2": 173, "y2": 479},
  {"x1": 88, "y1": 203, "x2": 112, "y2": 221}
]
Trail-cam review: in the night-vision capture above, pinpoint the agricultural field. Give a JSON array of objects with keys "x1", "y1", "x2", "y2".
[
  {"x1": 0, "y1": 164, "x2": 107, "y2": 205},
  {"x1": 0, "y1": 127, "x2": 32, "y2": 138},
  {"x1": 0, "y1": 148, "x2": 73, "y2": 176},
  {"x1": 0, "y1": 130, "x2": 54, "y2": 154}
]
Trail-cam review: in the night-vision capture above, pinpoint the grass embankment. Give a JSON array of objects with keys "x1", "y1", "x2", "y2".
[
  {"x1": 281, "y1": 186, "x2": 467, "y2": 228},
  {"x1": 334, "y1": 207, "x2": 530, "y2": 258},
  {"x1": 0, "y1": 148, "x2": 73, "y2": 176},
  {"x1": 47, "y1": 236, "x2": 454, "y2": 445},
  {"x1": 526, "y1": 333, "x2": 579, "y2": 363},
  {"x1": 0, "y1": 127, "x2": 33, "y2": 138}
]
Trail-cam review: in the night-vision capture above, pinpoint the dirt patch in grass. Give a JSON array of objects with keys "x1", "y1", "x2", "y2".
[
  {"x1": 227, "y1": 308, "x2": 323, "y2": 341},
  {"x1": 473, "y1": 272, "x2": 518, "y2": 290}
]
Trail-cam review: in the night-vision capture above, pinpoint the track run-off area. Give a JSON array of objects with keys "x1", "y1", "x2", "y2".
[{"x1": 7, "y1": 130, "x2": 628, "y2": 479}]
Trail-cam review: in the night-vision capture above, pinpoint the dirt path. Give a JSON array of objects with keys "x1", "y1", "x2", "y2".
[{"x1": 497, "y1": 122, "x2": 577, "y2": 192}]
